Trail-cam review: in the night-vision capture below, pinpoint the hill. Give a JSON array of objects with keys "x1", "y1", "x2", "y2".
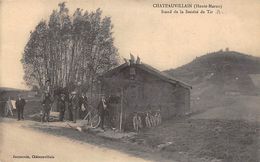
[
  {"x1": 167, "y1": 51, "x2": 260, "y2": 83},
  {"x1": 165, "y1": 51, "x2": 260, "y2": 93},
  {"x1": 165, "y1": 50, "x2": 260, "y2": 113}
]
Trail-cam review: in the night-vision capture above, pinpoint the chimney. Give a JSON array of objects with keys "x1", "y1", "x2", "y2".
[{"x1": 225, "y1": 47, "x2": 229, "y2": 52}]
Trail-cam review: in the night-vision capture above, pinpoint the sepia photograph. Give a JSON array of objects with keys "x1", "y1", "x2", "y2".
[{"x1": 0, "y1": 0, "x2": 259, "y2": 162}]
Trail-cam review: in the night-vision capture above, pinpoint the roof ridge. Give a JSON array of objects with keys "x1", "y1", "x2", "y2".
[
  {"x1": 101, "y1": 62, "x2": 192, "y2": 89},
  {"x1": 137, "y1": 63, "x2": 192, "y2": 89}
]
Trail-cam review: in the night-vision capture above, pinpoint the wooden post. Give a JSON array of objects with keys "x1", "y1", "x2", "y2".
[{"x1": 119, "y1": 88, "x2": 123, "y2": 132}]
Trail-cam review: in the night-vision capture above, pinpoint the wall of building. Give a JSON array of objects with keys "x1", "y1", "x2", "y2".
[{"x1": 101, "y1": 66, "x2": 190, "y2": 122}]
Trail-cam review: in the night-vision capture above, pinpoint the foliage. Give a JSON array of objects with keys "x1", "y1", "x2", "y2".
[{"x1": 21, "y1": 2, "x2": 119, "y2": 92}]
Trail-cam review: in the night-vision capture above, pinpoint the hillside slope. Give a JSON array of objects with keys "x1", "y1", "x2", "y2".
[
  {"x1": 165, "y1": 51, "x2": 260, "y2": 112},
  {"x1": 166, "y1": 51, "x2": 260, "y2": 87}
]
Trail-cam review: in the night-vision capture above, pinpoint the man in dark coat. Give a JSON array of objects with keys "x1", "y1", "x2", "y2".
[
  {"x1": 98, "y1": 96, "x2": 113, "y2": 130},
  {"x1": 15, "y1": 95, "x2": 26, "y2": 120},
  {"x1": 70, "y1": 91, "x2": 79, "y2": 123},
  {"x1": 41, "y1": 92, "x2": 52, "y2": 122},
  {"x1": 58, "y1": 94, "x2": 66, "y2": 121},
  {"x1": 78, "y1": 92, "x2": 88, "y2": 119},
  {"x1": 67, "y1": 93, "x2": 73, "y2": 121}
]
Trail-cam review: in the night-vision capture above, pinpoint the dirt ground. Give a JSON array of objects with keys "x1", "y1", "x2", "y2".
[
  {"x1": 0, "y1": 119, "x2": 157, "y2": 162},
  {"x1": 1, "y1": 95, "x2": 259, "y2": 162}
]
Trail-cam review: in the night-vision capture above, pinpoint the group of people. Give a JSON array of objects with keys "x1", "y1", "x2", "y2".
[
  {"x1": 41, "y1": 91, "x2": 89, "y2": 123},
  {"x1": 132, "y1": 110, "x2": 162, "y2": 132},
  {"x1": 40, "y1": 80, "x2": 88, "y2": 123},
  {"x1": 41, "y1": 90, "x2": 113, "y2": 132},
  {"x1": 3, "y1": 86, "x2": 162, "y2": 133},
  {"x1": 3, "y1": 95, "x2": 26, "y2": 121}
]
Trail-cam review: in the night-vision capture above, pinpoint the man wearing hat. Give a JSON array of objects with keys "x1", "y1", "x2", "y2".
[
  {"x1": 58, "y1": 94, "x2": 66, "y2": 121},
  {"x1": 15, "y1": 94, "x2": 26, "y2": 120},
  {"x1": 41, "y1": 92, "x2": 52, "y2": 122},
  {"x1": 78, "y1": 92, "x2": 88, "y2": 119},
  {"x1": 70, "y1": 91, "x2": 79, "y2": 123},
  {"x1": 98, "y1": 96, "x2": 107, "y2": 130},
  {"x1": 98, "y1": 95, "x2": 114, "y2": 130},
  {"x1": 67, "y1": 93, "x2": 73, "y2": 121}
]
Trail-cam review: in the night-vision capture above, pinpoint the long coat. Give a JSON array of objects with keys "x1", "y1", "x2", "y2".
[
  {"x1": 15, "y1": 98, "x2": 26, "y2": 110},
  {"x1": 70, "y1": 96, "x2": 79, "y2": 110},
  {"x1": 57, "y1": 98, "x2": 66, "y2": 112},
  {"x1": 42, "y1": 95, "x2": 52, "y2": 111},
  {"x1": 97, "y1": 100, "x2": 106, "y2": 115}
]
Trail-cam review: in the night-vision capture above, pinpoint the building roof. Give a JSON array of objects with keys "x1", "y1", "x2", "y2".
[{"x1": 101, "y1": 63, "x2": 192, "y2": 89}]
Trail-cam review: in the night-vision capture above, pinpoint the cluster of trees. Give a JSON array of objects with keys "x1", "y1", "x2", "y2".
[{"x1": 21, "y1": 2, "x2": 119, "y2": 93}]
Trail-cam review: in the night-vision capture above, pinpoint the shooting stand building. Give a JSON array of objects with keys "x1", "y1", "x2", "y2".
[{"x1": 99, "y1": 56, "x2": 192, "y2": 131}]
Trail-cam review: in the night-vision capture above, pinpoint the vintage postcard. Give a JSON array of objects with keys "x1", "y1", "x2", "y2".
[{"x1": 0, "y1": 0, "x2": 259, "y2": 162}]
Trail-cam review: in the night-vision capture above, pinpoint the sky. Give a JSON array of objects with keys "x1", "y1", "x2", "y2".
[{"x1": 0, "y1": 0, "x2": 260, "y2": 89}]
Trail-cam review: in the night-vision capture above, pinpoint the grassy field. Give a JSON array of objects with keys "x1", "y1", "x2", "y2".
[
  {"x1": 133, "y1": 118, "x2": 258, "y2": 162},
  {"x1": 131, "y1": 94, "x2": 260, "y2": 162}
]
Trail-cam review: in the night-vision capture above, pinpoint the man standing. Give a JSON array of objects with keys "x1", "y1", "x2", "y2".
[
  {"x1": 98, "y1": 96, "x2": 113, "y2": 130},
  {"x1": 58, "y1": 94, "x2": 66, "y2": 121},
  {"x1": 67, "y1": 93, "x2": 73, "y2": 121},
  {"x1": 41, "y1": 92, "x2": 52, "y2": 122},
  {"x1": 5, "y1": 97, "x2": 14, "y2": 117},
  {"x1": 78, "y1": 92, "x2": 88, "y2": 119},
  {"x1": 71, "y1": 91, "x2": 79, "y2": 123},
  {"x1": 98, "y1": 96, "x2": 106, "y2": 129},
  {"x1": 15, "y1": 95, "x2": 26, "y2": 120}
]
